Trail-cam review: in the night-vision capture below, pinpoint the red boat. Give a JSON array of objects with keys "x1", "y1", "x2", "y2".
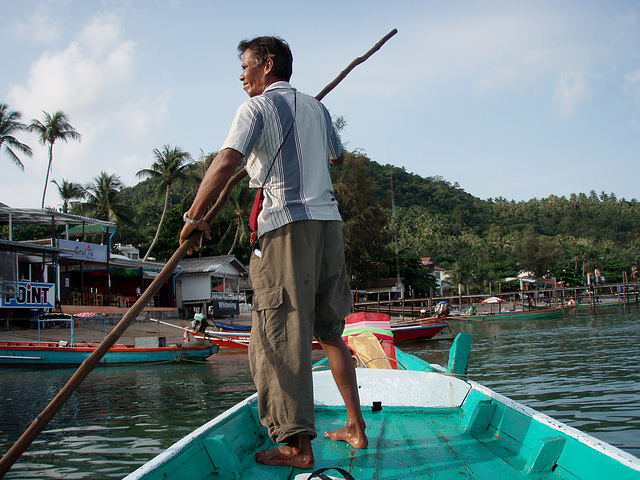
[
  {"x1": 187, "y1": 314, "x2": 450, "y2": 350},
  {"x1": 188, "y1": 330, "x2": 324, "y2": 350},
  {"x1": 388, "y1": 319, "x2": 451, "y2": 342}
]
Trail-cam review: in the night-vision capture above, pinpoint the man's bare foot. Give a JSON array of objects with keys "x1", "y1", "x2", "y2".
[
  {"x1": 254, "y1": 435, "x2": 314, "y2": 469},
  {"x1": 324, "y1": 425, "x2": 368, "y2": 449}
]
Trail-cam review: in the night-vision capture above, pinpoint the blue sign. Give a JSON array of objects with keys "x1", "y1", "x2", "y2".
[{"x1": 2, "y1": 281, "x2": 56, "y2": 309}]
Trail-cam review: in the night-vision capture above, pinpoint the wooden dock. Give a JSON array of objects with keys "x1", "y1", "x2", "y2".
[{"x1": 354, "y1": 282, "x2": 640, "y2": 320}]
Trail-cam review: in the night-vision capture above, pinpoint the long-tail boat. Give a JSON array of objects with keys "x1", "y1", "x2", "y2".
[{"x1": 123, "y1": 333, "x2": 640, "y2": 480}]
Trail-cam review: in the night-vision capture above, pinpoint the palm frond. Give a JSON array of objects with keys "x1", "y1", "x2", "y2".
[{"x1": 0, "y1": 103, "x2": 33, "y2": 170}]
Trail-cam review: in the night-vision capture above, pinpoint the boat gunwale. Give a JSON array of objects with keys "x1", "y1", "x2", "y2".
[
  {"x1": 390, "y1": 322, "x2": 449, "y2": 332},
  {"x1": 467, "y1": 379, "x2": 640, "y2": 472}
]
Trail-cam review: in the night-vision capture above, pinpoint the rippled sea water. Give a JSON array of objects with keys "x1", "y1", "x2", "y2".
[{"x1": 1, "y1": 306, "x2": 639, "y2": 478}]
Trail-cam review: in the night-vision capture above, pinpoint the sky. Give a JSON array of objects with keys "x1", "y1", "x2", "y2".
[{"x1": 1, "y1": 0, "x2": 640, "y2": 211}]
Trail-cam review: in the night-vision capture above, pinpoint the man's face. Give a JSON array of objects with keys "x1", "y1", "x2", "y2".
[{"x1": 240, "y1": 49, "x2": 269, "y2": 97}]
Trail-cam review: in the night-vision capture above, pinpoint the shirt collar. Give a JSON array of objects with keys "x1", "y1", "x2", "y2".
[{"x1": 264, "y1": 81, "x2": 293, "y2": 92}]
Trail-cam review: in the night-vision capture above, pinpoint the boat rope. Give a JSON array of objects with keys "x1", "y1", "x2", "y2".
[
  {"x1": 311, "y1": 365, "x2": 331, "y2": 371},
  {"x1": 359, "y1": 355, "x2": 407, "y2": 370},
  {"x1": 178, "y1": 358, "x2": 211, "y2": 364},
  {"x1": 173, "y1": 344, "x2": 183, "y2": 361}
]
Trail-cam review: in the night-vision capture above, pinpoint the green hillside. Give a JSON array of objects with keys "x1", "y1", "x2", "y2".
[
  {"x1": 10, "y1": 148, "x2": 637, "y2": 296},
  {"x1": 110, "y1": 149, "x2": 640, "y2": 294}
]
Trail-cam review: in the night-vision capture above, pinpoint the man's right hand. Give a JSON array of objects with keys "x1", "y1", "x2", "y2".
[
  {"x1": 178, "y1": 148, "x2": 243, "y2": 255},
  {"x1": 180, "y1": 219, "x2": 211, "y2": 255}
]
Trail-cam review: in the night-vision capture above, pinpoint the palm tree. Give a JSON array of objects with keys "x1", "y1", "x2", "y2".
[
  {"x1": 217, "y1": 178, "x2": 252, "y2": 255},
  {"x1": 28, "y1": 110, "x2": 81, "y2": 208},
  {"x1": 52, "y1": 178, "x2": 85, "y2": 213},
  {"x1": 136, "y1": 145, "x2": 193, "y2": 261},
  {"x1": 81, "y1": 171, "x2": 134, "y2": 224},
  {"x1": 0, "y1": 103, "x2": 33, "y2": 171}
]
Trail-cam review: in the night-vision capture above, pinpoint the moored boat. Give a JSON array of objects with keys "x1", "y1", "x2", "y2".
[
  {"x1": 455, "y1": 304, "x2": 576, "y2": 321},
  {"x1": 0, "y1": 340, "x2": 218, "y2": 365},
  {"x1": 122, "y1": 333, "x2": 640, "y2": 480},
  {"x1": 213, "y1": 320, "x2": 252, "y2": 331},
  {"x1": 386, "y1": 318, "x2": 450, "y2": 342},
  {"x1": 189, "y1": 330, "x2": 324, "y2": 351},
  {"x1": 186, "y1": 312, "x2": 451, "y2": 350},
  {"x1": 575, "y1": 294, "x2": 639, "y2": 307},
  {"x1": 192, "y1": 330, "x2": 253, "y2": 350}
]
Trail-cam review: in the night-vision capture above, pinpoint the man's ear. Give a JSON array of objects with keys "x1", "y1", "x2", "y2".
[{"x1": 263, "y1": 58, "x2": 274, "y2": 75}]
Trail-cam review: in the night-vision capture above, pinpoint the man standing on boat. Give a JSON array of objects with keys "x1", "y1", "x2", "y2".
[{"x1": 179, "y1": 36, "x2": 367, "y2": 469}]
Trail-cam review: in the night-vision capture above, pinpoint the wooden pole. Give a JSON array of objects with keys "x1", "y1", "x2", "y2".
[
  {"x1": 0, "y1": 28, "x2": 398, "y2": 478},
  {"x1": 316, "y1": 29, "x2": 397, "y2": 101},
  {"x1": 149, "y1": 318, "x2": 250, "y2": 348}
]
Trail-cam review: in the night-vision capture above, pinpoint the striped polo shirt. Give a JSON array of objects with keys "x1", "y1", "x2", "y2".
[{"x1": 220, "y1": 81, "x2": 343, "y2": 237}]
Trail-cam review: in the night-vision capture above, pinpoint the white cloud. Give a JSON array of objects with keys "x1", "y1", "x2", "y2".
[
  {"x1": 553, "y1": 68, "x2": 592, "y2": 117},
  {"x1": 116, "y1": 92, "x2": 172, "y2": 140},
  {"x1": 3, "y1": 12, "x2": 147, "y2": 207},
  {"x1": 7, "y1": 13, "x2": 135, "y2": 116}
]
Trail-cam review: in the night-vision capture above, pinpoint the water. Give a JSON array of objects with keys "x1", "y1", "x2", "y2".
[
  {"x1": 0, "y1": 353, "x2": 256, "y2": 479},
  {"x1": 1, "y1": 306, "x2": 639, "y2": 478}
]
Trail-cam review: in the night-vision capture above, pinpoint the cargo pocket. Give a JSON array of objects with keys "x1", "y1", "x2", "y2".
[{"x1": 253, "y1": 286, "x2": 286, "y2": 342}]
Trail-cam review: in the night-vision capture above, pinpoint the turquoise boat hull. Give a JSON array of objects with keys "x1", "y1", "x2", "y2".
[
  {"x1": 0, "y1": 341, "x2": 218, "y2": 365},
  {"x1": 124, "y1": 338, "x2": 640, "y2": 480}
]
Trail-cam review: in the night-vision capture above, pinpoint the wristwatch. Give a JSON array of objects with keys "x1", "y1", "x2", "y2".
[{"x1": 183, "y1": 211, "x2": 203, "y2": 225}]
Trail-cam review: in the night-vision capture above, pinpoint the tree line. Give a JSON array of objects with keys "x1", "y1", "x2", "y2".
[{"x1": 4, "y1": 102, "x2": 638, "y2": 296}]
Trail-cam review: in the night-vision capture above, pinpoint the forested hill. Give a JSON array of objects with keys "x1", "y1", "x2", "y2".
[
  {"x1": 346, "y1": 156, "x2": 639, "y2": 241},
  {"x1": 35, "y1": 148, "x2": 638, "y2": 295},
  {"x1": 330, "y1": 151, "x2": 640, "y2": 291}
]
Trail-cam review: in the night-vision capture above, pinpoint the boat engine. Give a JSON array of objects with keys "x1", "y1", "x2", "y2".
[{"x1": 434, "y1": 301, "x2": 450, "y2": 317}]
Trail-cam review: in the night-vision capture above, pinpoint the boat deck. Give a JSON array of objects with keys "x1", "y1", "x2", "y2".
[
  {"x1": 126, "y1": 349, "x2": 640, "y2": 480},
  {"x1": 135, "y1": 401, "x2": 590, "y2": 480},
  {"x1": 310, "y1": 406, "x2": 536, "y2": 479}
]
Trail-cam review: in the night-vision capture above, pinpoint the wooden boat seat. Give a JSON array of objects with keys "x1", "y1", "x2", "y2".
[{"x1": 314, "y1": 369, "x2": 471, "y2": 408}]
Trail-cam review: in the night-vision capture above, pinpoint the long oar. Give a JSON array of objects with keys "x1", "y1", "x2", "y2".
[
  {"x1": 0, "y1": 27, "x2": 397, "y2": 478},
  {"x1": 149, "y1": 318, "x2": 250, "y2": 348}
]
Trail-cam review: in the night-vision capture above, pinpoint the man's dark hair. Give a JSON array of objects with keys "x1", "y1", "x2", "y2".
[{"x1": 238, "y1": 36, "x2": 293, "y2": 81}]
